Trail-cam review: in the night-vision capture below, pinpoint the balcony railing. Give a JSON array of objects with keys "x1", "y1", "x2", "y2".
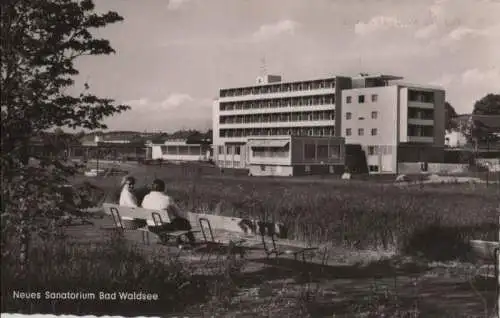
[
  {"x1": 408, "y1": 118, "x2": 434, "y2": 126},
  {"x1": 220, "y1": 80, "x2": 336, "y2": 98},
  {"x1": 408, "y1": 101, "x2": 434, "y2": 109},
  {"x1": 407, "y1": 136, "x2": 434, "y2": 143}
]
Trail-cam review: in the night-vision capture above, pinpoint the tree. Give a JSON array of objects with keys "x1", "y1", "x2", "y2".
[
  {"x1": 204, "y1": 129, "x2": 213, "y2": 140},
  {"x1": 1, "y1": 0, "x2": 128, "y2": 267},
  {"x1": 444, "y1": 101, "x2": 458, "y2": 130},
  {"x1": 468, "y1": 94, "x2": 500, "y2": 147},
  {"x1": 75, "y1": 130, "x2": 87, "y2": 140},
  {"x1": 472, "y1": 93, "x2": 500, "y2": 115}
]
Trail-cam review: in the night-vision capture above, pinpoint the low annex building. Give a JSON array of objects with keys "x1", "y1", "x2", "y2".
[
  {"x1": 246, "y1": 135, "x2": 345, "y2": 176},
  {"x1": 146, "y1": 139, "x2": 210, "y2": 162}
]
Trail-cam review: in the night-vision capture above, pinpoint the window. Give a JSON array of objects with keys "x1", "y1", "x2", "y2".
[
  {"x1": 371, "y1": 94, "x2": 378, "y2": 102},
  {"x1": 346, "y1": 112, "x2": 352, "y2": 120},
  {"x1": 235, "y1": 146, "x2": 241, "y2": 155},
  {"x1": 358, "y1": 95, "x2": 365, "y2": 103},
  {"x1": 371, "y1": 128, "x2": 378, "y2": 136},
  {"x1": 369, "y1": 165, "x2": 379, "y2": 172},
  {"x1": 358, "y1": 128, "x2": 364, "y2": 136},
  {"x1": 218, "y1": 146, "x2": 224, "y2": 155},
  {"x1": 304, "y1": 144, "x2": 316, "y2": 160},
  {"x1": 346, "y1": 128, "x2": 352, "y2": 136},
  {"x1": 368, "y1": 146, "x2": 376, "y2": 155},
  {"x1": 317, "y1": 145, "x2": 329, "y2": 159},
  {"x1": 329, "y1": 145, "x2": 341, "y2": 159},
  {"x1": 371, "y1": 111, "x2": 378, "y2": 119},
  {"x1": 305, "y1": 165, "x2": 311, "y2": 173},
  {"x1": 346, "y1": 96, "x2": 352, "y2": 104}
]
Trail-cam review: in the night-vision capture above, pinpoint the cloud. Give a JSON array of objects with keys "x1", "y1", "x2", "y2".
[
  {"x1": 111, "y1": 94, "x2": 212, "y2": 132},
  {"x1": 439, "y1": 24, "x2": 498, "y2": 47},
  {"x1": 429, "y1": 0, "x2": 449, "y2": 21},
  {"x1": 482, "y1": 22, "x2": 500, "y2": 38},
  {"x1": 429, "y1": 73, "x2": 455, "y2": 87},
  {"x1": 160, "y1": 93, "x2": 194, "y2": 109},
  {"x1": 414, "y1": 23, "x2": 438, "y2": 39},
  {"x1": 354, "y1": 16, "x2": 407, "y2": 36},
  {"x1": 448, "y1": 26, "x2": 480, "y2": 41},
  {"x1": 251, "y1": 20, "x2": 300, "y2": 42},
  {"x1": 122, "y1": 93, "x2": 195, "y2": 113},
  {"x1": 167, "y1": 0, "x2": 191, "y2": 11},
  {"x1": 461, "y1": 67, "x2": 500, "y2": 86}
]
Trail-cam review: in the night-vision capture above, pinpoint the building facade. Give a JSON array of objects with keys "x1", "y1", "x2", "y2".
[
  {"x1": 445, "y1": 130, "x2": 468, "y2": 148},
  {"x1": 213, "y1": 74, "x2": 445, "y2": 174},
  {"x1": 340, "y1": 80, "x2": 445, "y2": 173},
  {"x1": 247, "y1": 135, "x2": 345, "y2": 176},
  {"x1": 147, "y1": 139, "x2": 210, "y2": 162}
]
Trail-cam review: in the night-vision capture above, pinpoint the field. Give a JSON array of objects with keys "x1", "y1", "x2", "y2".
[
  {"x1": 3, "y1": 161, "x2": 498, "y2": 316},
  {"x1": 82, "y1": 161, "x2": 499, "y2": 257}
]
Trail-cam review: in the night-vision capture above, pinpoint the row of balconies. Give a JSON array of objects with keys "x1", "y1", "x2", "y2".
[
  {"x1": 219, "y1": 104, "x2": 335, "y2": 117},
  {"x1": 220, "y1": 111, "x2": 335, "y2": 124},
  {"x1": 220, "y1": 94, "x2": 335, "y2": 111},
  {"x1": 408, "y1": 107, "x2": 434, "y2": 120},
  {"x1": 408, "y1": 90, "x2": 435, "y2": 103},
  {"x1": 220, "y1": 79, "x2": 336, "y2": 98},
  {"x1": 407, "y1": 124, "x2": 434, "y2": 138},
  {"x1": 219, "y1": 120, "x2": 336, "y2": 130},
  {"x1": 219, "y1": 127, "x2": 335, "y2": 138}
]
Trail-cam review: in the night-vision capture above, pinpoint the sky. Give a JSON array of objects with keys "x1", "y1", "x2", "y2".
[{"x1": 74, "y1": 0, "x2": 500, "y2": 132}]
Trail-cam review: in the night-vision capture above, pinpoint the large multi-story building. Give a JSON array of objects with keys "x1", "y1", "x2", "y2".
[{"x1": 213, "y1": 73, "x2": 445, "y2": 174}]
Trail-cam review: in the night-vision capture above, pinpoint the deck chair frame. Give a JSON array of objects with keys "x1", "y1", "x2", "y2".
[
  {"x1": 150, "y1": 211, "x2": 199, "y2": 245},
  {"x1": 258, "y1": 222, "x2": 321, "y2": 264},
  {"x1": 108, "y1": 206, "x2": 150, "y2": 244},
  {"x1": 196, "y1": 217, "x2": 247, "y2": 259}
]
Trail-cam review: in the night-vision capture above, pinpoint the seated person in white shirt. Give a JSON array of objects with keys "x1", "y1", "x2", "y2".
[
  {"x1": 141, "y1": 179, "x2": 195, "y2": 245},
  {"x1": 119, "y1": 176, "x2": 138, "y2": 207}
]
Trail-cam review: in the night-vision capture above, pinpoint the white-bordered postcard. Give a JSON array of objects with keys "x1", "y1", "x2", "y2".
[{"x1": 1, "y1": 0, "x2": 499, "y2": 317}]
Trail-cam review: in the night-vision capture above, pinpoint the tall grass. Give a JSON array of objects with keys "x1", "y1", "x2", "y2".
[
  {"x1": 163, "y1": 178, "x2": 496, "y2": 249},
  {"x1": 92, "y1": 163, "x2": 498, "y2": 258}
]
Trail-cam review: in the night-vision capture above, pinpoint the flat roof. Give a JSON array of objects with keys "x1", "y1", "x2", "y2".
[
  {"x1": 351, "y1": 74, "x2": 404, "y2": 81},
  {"x1": 394, "y1": 81, "x2": 445, "y2": 91},
  {"x1": 220, "y1": 76, "x2": 337, "y2": 92},
  {"x1": 219, "y1": 74, "x2": 406, "y2": 92}
]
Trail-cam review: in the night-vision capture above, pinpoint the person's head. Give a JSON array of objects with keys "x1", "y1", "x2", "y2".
[
  {"x1": 151, "y1": 179, "x2": 165, "y2": 192},
  {"x1": 121, "y1": 176, "x2": 136, "y2": 190}
]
